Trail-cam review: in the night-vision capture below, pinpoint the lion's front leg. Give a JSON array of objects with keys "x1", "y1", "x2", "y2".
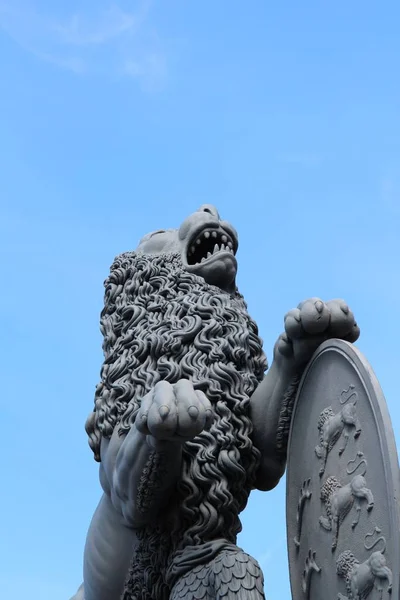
[
  {"x1": 109, "y1": 379, "x2": 213, "y2": 526},
  {"x1": 78, "y1": 429, "x2": 179, "y2": 600},
  {"x1": 80, "y1": 379, "x2": 213, "y2": 600},
  {"x1": 82, "y1": 494, "x2": 140, "y2": 600},
  {"x1": 251, "y1": 298, "x2": 360, "y2": 491}
]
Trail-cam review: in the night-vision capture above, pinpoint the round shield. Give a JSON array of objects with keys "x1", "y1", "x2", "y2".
[{"x1": 286, "y1": 339, "x2": 400, "y2": 600}]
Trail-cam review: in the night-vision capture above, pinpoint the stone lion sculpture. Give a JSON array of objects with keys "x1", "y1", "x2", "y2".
[{"x1": 70, "y1": 204, "x2": 360, "y2": 600}]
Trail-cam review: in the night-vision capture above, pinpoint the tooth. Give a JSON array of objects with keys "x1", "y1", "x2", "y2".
[
  {"x1": 191, "y1": 246, "x2": 195, "y2": 253},
  {"x1": 207, "y1": 251, "x2": 212, "y2": 258},
  {"x1": 228, "y1": 242, "x2": 233, "y2": 249},
  {"x1": 221, "y1": 243, "x2": 225, "y2": 251},
  {"x1": 213, "y1": 243, "x2": 219, "y2": 253},
  {"x1": 196, "y1": 238, "x2": 201, "y2": 245},
  {"x1": 212, "y1": 231, "x2": 217, "y2": 238},
  {"x1": 201, "y1": 257, "x2": 205, "y2": 262},
  {"x1": 221, "y1": 235, "x2": 227, "y2": 243},
  {"x1": 204, "y1": 231, "x2": 210, "y2": 238}
]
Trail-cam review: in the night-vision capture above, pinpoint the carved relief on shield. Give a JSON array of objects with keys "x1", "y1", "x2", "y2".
[
  {"x1": 314, "y1": 385, "x2": 362, "y2": 477},
  {"x1": 318, "y1": 452, "x2": 374, "y2": 551},
  {"x1": 302, "y1": 549, "x2": 321, "y2": 599},
  {"x1": 336, "y1": 528, "x2": 393, "y2": 600},
  {"x1": 294, "y1": 479, "x2": 312, "y2": 549}
]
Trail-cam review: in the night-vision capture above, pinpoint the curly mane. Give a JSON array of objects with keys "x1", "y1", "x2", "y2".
[{"x1": 86, "y1": 250, "x2": 267, "y2": 599}]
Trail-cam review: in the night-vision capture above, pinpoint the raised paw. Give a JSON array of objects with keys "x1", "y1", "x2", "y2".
[
  {"x1": 275, "y1": 298, "x2": 360, "y2": 368},
  {"x1": 136, "y1": 379, "x2": 213, "y2": 442}
]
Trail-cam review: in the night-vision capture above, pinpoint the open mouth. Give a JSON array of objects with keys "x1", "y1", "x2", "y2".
[{"x1": 187, "y1": 228, "x2": 237, "y2": 265}]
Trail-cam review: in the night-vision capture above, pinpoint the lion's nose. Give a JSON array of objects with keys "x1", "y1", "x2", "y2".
[
  {"x1": 198, "y1": 204, "x2": 220, "y2": 220},
  {"x1": 178, "y1": 204, "x2": 220, "y2": 241}
]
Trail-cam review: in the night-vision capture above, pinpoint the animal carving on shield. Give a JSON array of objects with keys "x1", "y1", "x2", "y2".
[
  {"x1": 319, "y1": 453, "x2": 374, "y2": 551},
  {"x1": 315, "y1": 388, "x2": 362, "y2": 476},
  {"x1": 336, "y1": 529, "x2": 393, "y2": 600}
]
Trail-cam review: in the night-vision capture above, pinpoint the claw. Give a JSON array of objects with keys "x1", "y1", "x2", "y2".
[
  {"x1": 299, "y1": 298, "x2": 330, "y2": 334},
  {"x1": 341, "y1": 304, "x2": 349, "y2": 315},
  {"x1": 188, "y1": 406, "x2": 199, "y2": 419},
  {"x1": 277, "y1": 334, "x2": 294, "y2": 358},
  {"x1": 159, "y1": 405, "x2": 170, "y2": 420}
]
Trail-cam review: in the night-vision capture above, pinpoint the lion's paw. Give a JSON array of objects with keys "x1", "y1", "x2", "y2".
[
  {"x1": 275, "y1": 298, "x2": 360, "y2": 368},
  {"x1": 136, "y1": 379, "x2": 213, "y2": 442}
]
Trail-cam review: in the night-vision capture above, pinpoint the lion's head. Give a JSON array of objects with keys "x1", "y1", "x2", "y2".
[
  {"x1": 135, "y1": 203, "x2": 239, "y2": 292},
  {"x1": 87, "y1": 204, "x2": 267, "y2": 461}
]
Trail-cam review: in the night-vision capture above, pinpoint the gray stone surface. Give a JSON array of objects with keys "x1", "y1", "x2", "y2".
[
  {"x1": 287, "y1": 339, "x2": 399, "y2": 600},
  {"x1": 70, "y1": 205, "x2": 364, "y2": 600}
]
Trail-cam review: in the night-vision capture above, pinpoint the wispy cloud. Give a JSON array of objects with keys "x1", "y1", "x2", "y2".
[
  {"x1": 54, "y1": 5, "x2": 142, "y2": 47},
  {"x1": 123, "y1": 51, "x2": 167, "y2": 91},
  {"x1": 0, "y1": 1, "x2": 167, "y2": 88},
  {"x1": 256, "y1": 536, "x2": 286, "y2": 570}
]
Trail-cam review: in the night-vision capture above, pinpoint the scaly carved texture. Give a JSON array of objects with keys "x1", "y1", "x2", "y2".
[
  {"x1": 122, "y1": 524, "x2": 172, "y2": 600},
  {"x1": 136, "y1": 451, "x2": 168, "y2": 513},
  {"x1": 320, "y1": 476, "x2": 342, "y2": 521},
  {"x1": 336, "y1": 550, "x2": 359, "y2": 596},
  {"x1": 170, "y1": 549, "x2": 265, "y2": 599},
  {"x1": 275, "y1": 374, "x2": 301, "y2": 461},
  {"x1": 317, "y1": 407, "x2": 335, "y2": 439}
]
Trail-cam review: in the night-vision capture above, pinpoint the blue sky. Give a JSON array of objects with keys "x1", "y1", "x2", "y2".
[{"x1": 1, "y1": 1, "x2": 399, "y2": 599}]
